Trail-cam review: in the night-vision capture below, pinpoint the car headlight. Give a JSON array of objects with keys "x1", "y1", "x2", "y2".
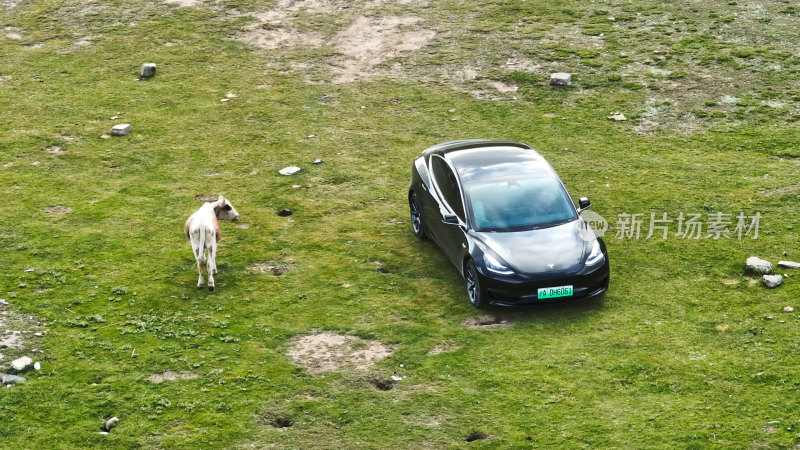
[
  {"x1": 585, "y1": 240, "x2": 605, "y2": 266},
  {"x1": 484, "y1": 253, "x2": 514, "y2": 275}
]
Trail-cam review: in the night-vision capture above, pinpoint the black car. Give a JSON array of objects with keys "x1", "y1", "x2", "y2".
[{"x1": 408, "y1": 140, "x2": 609, "y2": 308}]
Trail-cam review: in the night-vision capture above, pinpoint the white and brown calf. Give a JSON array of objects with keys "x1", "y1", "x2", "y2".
[{"x1": 184, "y1": 195, "x2": 239, "y2": 291}]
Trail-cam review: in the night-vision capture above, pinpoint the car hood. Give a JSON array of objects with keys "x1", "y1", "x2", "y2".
[{"x1": 473, "y1": 221, "x2": 589, "y2": 275}]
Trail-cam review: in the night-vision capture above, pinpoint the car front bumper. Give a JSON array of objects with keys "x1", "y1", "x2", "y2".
[{"x1": 480, "y1": 260, "x2": 610, "y2": 307}]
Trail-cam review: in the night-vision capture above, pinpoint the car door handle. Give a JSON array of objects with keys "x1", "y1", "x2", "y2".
[{"x1": 421, "y1": 183, "x2": 428, "y2": 191}]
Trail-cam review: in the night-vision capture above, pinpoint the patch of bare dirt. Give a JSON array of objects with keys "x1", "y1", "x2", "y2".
[
  {"x1": 427, "y1": 344, "x2": 460, "y2": 355},
  {"x1": 46, "y1": 145, "x2": 66, "y2": 155},
  {"x1": 248, "y1": 262, "x2": 293, "y2": 276},
  {"x1": 329, "y1": 15, "x2": 436, "y2": 83},
  {"x1": 236, "y1": 1, "x2": 436, "y2": 83},
  {"x1": 285, "y1": 332, "x2": 397, "y2": 373},
  {"x1": 761, "y1": 185, "x2": 800, "y2": 197},
  {"x1": 722, "y1": 278, "x2": 740, "y2": 285},
  {"x1": 44, "y1": 205, "x2": 72, "y2": 216},
  {"x1": 164, "y1": 0, "x2": 202, "y2": 6},
  {"x1": 462, "y1": 314, "x2": 511, "y2": 329},
  {"x1": 317, "y1": 94, "x2": 339, "y2": 105},
  {"x1": 238, "y1": 22, "x2": 324, "y2": 50},
  {"x1": 486, "y1": 80, "x2": 518, "y2": 93},
  {"x1": 147, "y1": 370, "x2": 199, "y2": 383},
  {"x1": 0, "y1": 308, "x2": 43, "y2": 364},
  {"x1": 194, "y1": 194, "x2": 218, "y2": 202}
]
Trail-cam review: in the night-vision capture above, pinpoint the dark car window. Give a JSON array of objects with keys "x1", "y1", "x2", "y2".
[
  {"x1": 466, "y1": 176, "x2": 577, "y2": 231},
  {"x1": 430, "y1": 155, "x2": 466, "y2": 220}
]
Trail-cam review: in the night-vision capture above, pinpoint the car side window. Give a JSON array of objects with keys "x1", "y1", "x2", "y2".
[{"x1": 430, "y1": 155, "x2": 466, "y2": 221}]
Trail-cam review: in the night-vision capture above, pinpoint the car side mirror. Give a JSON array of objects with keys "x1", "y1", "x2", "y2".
[
  {"x1": 442, "y1": 214, "x2": 460, "y2": 225},
  {"x1": 578, "y1": 197, "x2": 591, "y2": 212}
]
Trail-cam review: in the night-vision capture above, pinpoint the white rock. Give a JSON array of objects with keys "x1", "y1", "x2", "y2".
[
  {"x1": 0, "y1": 299, "x2": 7, "y2": 306},
  {"x1": 550, "y1": 72, "x2": 572, "y2": 86},
  {"x1": 2, "y1": 374, "x2": 26, "y2": 385},
  {"x1": 34, "y1": 362, "x2": 41, "y2": 371},
  {"x1": 608, "y1": 112, "x2": 627, "y2": 121},
  {"x1": 11, "y1": 356, "x2": 32, "y2": 371},
  {"x1": 140, "y1": 63, "x2": 156, "y2": 78},
  {"x1": 391, "y1": 375, "x2": 402, "y2": 381},
  {"x1": 104, "y1": 417, "x2": 119, "y2": 431},
  {"x1": 110, "y1": 124, "x2": 131, "y2": 136},
  {"x1": 783, "y1": 306, "x2": 794, "y2": 312},
  {"x1": 279, "y1": 166, "x2": 302, "y2": 176},
  {"x1": 778, "y1": 261, "x2": 800, "y2": 269},
  {"x1": 763, "y1": 274, "x2": 782, "y2": 289},
  {"x1": 747, "y1": 256, "x2": 773, "y2": 274}
]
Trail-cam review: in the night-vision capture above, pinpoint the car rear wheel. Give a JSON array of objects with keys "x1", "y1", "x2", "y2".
[
  {"x1": 465, "y1": 259, "x2": 488, "y2": 308},
  {"x1": 409, "y1": 192, "x2": 425, "y2": 239}
]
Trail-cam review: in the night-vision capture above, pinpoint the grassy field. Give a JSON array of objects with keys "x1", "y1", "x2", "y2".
[{"x1": 1, "y1": 0, "x2": 799, "y2": 447}]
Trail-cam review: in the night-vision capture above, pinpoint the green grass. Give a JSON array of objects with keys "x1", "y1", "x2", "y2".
[{"x1": 1, "y1": 0, "x2": 799, "y2": 447}]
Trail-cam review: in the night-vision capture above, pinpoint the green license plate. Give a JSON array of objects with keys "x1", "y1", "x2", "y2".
[{"x1": 537, "y1": 285, "x2": 573, "y2": 300}]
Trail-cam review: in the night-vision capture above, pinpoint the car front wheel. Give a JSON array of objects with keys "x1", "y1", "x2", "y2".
[
  {"x1": 409, "y1": 192, "x2": 425, "y2": 239},
  {"x1": 465, "y1": 259, "x2": 488, "y2": 308}
]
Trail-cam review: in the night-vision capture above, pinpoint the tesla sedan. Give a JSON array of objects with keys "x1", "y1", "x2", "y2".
[{"x1": 408, "y1": 140, "x2": 609, "y2": 308}]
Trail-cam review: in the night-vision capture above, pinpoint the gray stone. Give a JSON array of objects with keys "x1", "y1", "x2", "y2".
[
  {"x1": 0, "y1": 299, "x2": 7, "y2": 305},
  {"x1": 313, "y1": 159, "x2": 323, "y2": 165},
  {"x1": 550, "y1": 72, "x2": 572, "y2": 86},
  {"x1": 778, "y1": 261, "x2": 800, "y2": 269},
  {"x1": 784, "y1": 306, "x2": 794, "y2": 312},
  {"x1": 104, "y1": 417, "x2": 119, "y2": 431},
  {"x1": 11, "y1": 356, "x2": 32, "y2": 372},
  {"x1": 746, "y1": 256, "x2": 773, "y2": 274},
  {"x1": 2, "y1": 374, "x2": 26, "y2": 385},
  {"x1": 279, "y1": 166, "x2": 302, "y2": 176},
  {"x1": 763, "y1": 274, "x2": 782, "y2": 289},
  {"x1": 110, "y1": 124, "x2": 131, "y2": 136},
  {"x1": 140, "y1": 63, "x2": 156, "y2": 78}
]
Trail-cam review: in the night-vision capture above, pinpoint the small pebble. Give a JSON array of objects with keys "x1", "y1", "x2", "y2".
[
  {"x1": 313, "y1": 159, "x2": 322, "y2": 165},
  {"x1": 2, "y1": 374, "x2": 26, "y2": 385},
  {"x1": 279, "y1": 166, "x2": 302, "y2": 176},
  {"x1": 11, "y1": 356, "x2": 32, "y2": 372},
  {"x1": 784, "y1": 306, "x2": 794, "y2": 312},
  {"x1": 110, "y1": 124, "x2": 131, "y2": 137},
  {"x1": 104, "y1": 417, "x2": 119, "y2": 432},
  {"x1": 140, "y1": 63, "x2": 156, "y2": 78}
]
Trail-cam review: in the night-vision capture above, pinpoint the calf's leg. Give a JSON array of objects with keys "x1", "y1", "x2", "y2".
[{"x1": 207, "y1": 242, "x2": 216, "y2": 292}]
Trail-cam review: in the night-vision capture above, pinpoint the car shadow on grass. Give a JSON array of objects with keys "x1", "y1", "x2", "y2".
[{"x1": 474, "y1": 293, "x2": 607, "y2": 326}]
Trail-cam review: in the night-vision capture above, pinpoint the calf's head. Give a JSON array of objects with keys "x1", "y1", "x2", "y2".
[{"x1": 214, "y1": 195, "x2": 239, "y2": 222}]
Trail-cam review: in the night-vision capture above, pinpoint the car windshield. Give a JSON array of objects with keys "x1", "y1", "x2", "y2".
[{"x1": 466, "y1": 176, "x2": 577, "y2": 231}]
